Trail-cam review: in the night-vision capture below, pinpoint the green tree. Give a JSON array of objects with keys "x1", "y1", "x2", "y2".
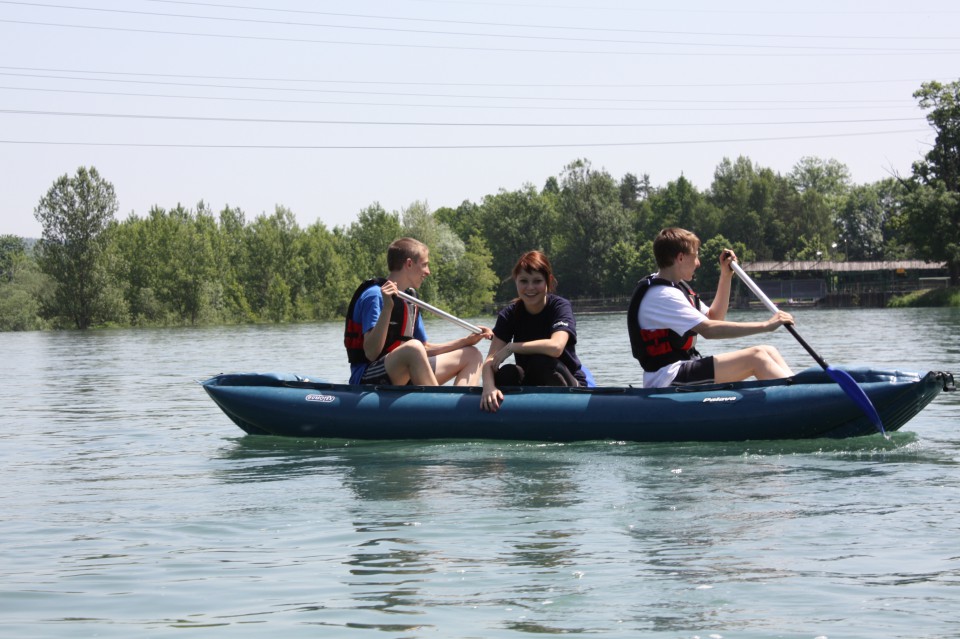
[
  {"x1": 435, "y1": 200, "x2": 484, "y2": 243},
  {"x1": 787, "y1": 156, "x2": 851, "y2": 201},
  {"x1": 476, "y1": 185, "x2": 558, "y2": 296},
  {"x1": 788, "y1": 190, "x2": 834, "y2": 259},
  {"x1": 300, "y1": 221, "x2": 352, "y2": 319},
  {"x1": 33, "y1": 167, "x2": 119, "y2": 329},
  {"x1": 437, "y1": 235, "x2": 499, "y2": 315},
  {"x1": 215, "y1": 205, "x2": 255, "y2": 322},
  {"x1": 619, "y1": 172, "x2": 651, "y2": 211},
  {"x1": 0, "y1": 235, "x2": 47, "y2": 331},
  {"x1": 160, "y1": 203, "x2": 219, "y2": 324},
  {"x1": 554, "y1": 159, "x2": 630, "y2": 297},
  {"x1": 697, "y1": 235, "x2": 750, "y2": 296},
  {"x1": 0, "y1": 235, "x2": 26, "y2": 282},
  {"x1": 111, "y1": 203, "x2": 222, "y2": 325},
  {"x1": 181, "y1": 203, "x2": 222, "y2": 324},
  {"x1": 400, "y1": 200, "x2": 501, "y2": 314},
  {"x1": 244, "y1": 206, "x2": 305, "y2": 321},
  {"x1": 401, "y1": 200, "x2": 456, "y2": 304},
  {"x1": 710, "y1": 157, "x2": 765, "y2": 251},
  {"x1": 604, "y1": 239, "x2": 654, "y2": 294},
  {"x1": 710, "y1": 156, "x2": 811, "y2": 261},
  {"x1": 108, "y1": 211, "x2": 166, "y2": 325},
  {"x1": 649, "y1": 175, "x2": 720, "y2": 241},
  {"x1": 787, "y1": 157, "x2": 851, "y2": 257},
  {"x1": 264, "y1": 272, "x2": 292, "y2": 323},
  {"x1": 902, "y1": 80, "x2": 960, "y2": 283},
  {"x1": 835, "y1": 181, "x2": 901, "y2": 261},
  {"x1": 345, "y1": 203, "x2": 402, "y2": 280},
  {"x1": 542, "y1": 175, "x2": 560, "y2": 196}
]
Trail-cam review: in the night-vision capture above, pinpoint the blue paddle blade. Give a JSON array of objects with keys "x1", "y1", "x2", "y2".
[{"x1": 825, "y1": 366, "x2": 887, "y2": 437}]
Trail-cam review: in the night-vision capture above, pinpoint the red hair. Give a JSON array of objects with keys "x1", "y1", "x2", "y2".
[{"x1": 511, "y1": 250, "x2": 557, "y2": 292}]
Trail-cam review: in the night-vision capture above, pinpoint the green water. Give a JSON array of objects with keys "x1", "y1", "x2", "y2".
[{"x1": 2, "y1": 308, "x2": 959, "y2": 638}]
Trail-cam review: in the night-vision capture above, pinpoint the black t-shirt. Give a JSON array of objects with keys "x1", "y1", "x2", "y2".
[{"x1": 492, "y1": 294, "x2": 585, "y2": 384}]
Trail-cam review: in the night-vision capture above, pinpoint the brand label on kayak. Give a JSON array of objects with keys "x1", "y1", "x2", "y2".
[
  {"x1": 702, "y1": 396, "x2": 738, "y2": 403},
  {"x1": 305, "y1": 394, "x2": 336, "y2": 403}
]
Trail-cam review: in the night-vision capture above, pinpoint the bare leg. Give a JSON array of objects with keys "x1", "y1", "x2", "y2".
[
  {"x1": 713, "y1": 346, "x2": 794, "y2": 383},
  {"x1": 384, "y1": 341, "x2": 439, "y2": 385},
  {"x1": 433, "y1": 346, "x2": 484, "y2": 385}
]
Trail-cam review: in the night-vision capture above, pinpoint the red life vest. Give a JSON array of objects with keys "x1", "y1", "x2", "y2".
[
  {"x1": 343, "y1": 278, "x2": 419, "y2": 364},
  {"x1": 626, "y1": 275, "x2": 703, "y2": 373}
]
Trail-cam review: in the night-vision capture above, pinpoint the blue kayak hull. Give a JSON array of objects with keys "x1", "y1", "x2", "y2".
[{"x1": 201, "y1": 368, "x2": 953, "y2": 442}]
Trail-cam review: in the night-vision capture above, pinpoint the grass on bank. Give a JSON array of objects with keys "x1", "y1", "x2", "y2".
[{"x1": 888, "y1": 286, "x2": 960, "y2": 308}]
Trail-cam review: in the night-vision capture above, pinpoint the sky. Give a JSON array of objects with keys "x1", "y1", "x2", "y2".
[{"x1": 1, "y1": 0, "x2": 958, "y2": 239}]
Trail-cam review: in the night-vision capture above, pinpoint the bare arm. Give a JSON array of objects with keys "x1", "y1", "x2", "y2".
[
  {"x1": 699, "y1": 249, "x2": 794, "y2": 338},
  {"x1": 423, "y1": 325, "x2": 492, "y2": 357},
  {"x1": 480, "y1": 335, "x2": 510, "y2": 412},
  {"x1": 483, "y1": 331, "x2": 569, "y2": 373},
  {"x1": 694, "y1": 311, "x2": 794, "y2": 340},
  {"x1": 505, "y1": 330, "x2": 570, "y2": 359},
  {"x1": 481, "y1": 336, "x2": 510, "y2": 386}
]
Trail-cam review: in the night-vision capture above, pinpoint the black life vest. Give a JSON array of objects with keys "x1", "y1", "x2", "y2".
[
  {"x1": 626, "y1": 275, "x2": 703, "y2": 373},
  {"x1": 343, "y1": 278, "x2": 419, "y2": 364}
]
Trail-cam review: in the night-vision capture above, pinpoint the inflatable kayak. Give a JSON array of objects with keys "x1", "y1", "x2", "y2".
[{"x1": 200, "y1": 367, "x2": 954, "y2": 442}]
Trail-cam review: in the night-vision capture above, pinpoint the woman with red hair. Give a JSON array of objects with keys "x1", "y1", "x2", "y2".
[{"x1": 480, "y1": 251, "x2": 587, "y2": 412}]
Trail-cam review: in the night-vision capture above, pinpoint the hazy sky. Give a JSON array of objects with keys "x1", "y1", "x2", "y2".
[{"x1": 2, "y1": 0, "x2": 957, "y2": 238}]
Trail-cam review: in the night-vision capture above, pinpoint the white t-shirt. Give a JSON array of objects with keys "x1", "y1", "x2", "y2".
[{"x1": 637, "y1": 277, "x2": 710, "y2": 388}]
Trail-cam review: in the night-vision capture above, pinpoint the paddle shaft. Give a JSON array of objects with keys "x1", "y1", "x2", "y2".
[
  {"x1": 395, "y1": 289, "x2": 483, "y2": 335},
  {"x1": 729, "y1": 262, "x2": 829, "y2": 369}
]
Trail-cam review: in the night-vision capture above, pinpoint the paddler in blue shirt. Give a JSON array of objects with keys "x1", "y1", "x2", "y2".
[{"x1": 344, "y1": 237, "x2": 491, "y2": 386}]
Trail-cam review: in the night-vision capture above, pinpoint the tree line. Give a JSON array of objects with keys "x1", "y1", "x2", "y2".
[{"x1": 2, "y1": 80, "x2": 958, "y2": 332}]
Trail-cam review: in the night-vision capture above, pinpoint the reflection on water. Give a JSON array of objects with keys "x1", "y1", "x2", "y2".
[{"x1": 206, "y1": 429, "x2": 960, "y2": 634}]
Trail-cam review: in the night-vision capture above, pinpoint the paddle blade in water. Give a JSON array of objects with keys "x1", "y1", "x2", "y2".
[{"x1": 826, "y1": 366, "x2": 886, "y2": 437}]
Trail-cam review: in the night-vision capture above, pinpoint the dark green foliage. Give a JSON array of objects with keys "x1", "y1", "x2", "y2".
[
  {"x1": 553, "y1": 159, "x2": 631, "y2": 297},
  {"x1": 0, "y1": 234, "x2": 46, "y2": 330},
  {"x1": 33, "y1": 167, "x2": 119, "y2": 329},
  {"x1": 474, "y1": 184, "x2": 559, "y2": 296},
  {"x1": 900, "y1": 80, "x2": 960, "y2": 283},
  {"x1": 696, "y1": 236, "x2": 751, "y2": 295},
  {"x1": 0, "y1": 234, "x2": 27, "y2": 283}
]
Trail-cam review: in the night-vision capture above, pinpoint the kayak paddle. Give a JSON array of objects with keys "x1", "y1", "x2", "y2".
[
  {"x1": 396, "y1": 288, "x2": 484, "y2": 335},
  {"x1": 730, "y1": 261, "x2": 887, "y2": 437}
]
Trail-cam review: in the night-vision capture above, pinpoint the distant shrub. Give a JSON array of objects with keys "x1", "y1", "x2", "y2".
[{"x1": 888, "y1": 287, "x2": 960, "y2": 307}]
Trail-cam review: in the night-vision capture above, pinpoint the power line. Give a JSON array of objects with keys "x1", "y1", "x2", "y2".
[
  {"x1": 325, "y1": 0, "x2": 959, "y2": 16},
  {"x1": 0, "y1": 71, "x2": 915, "y2": 105},
  {"x1": 0, "y1": 129, "x2": 929, "y2": 151},
  {"x1": 0, "y1": 128, "x2": 930, "y2": 150},
  {"x1": 0, "y1": 85, "x2": 922, "y2": 113},
  {"x1": 139, "y1": 0, "x2": 960, "y2": 40},
  {"x1": 0, "y1": 64, "x2": 944, "y2": 91},
  {"x1": 4, "y1": 0, "x2": 956, "y2": 46},
  {"x1": 3, "y1": 19, "x2": 959, "y2": 57},
  {"x1": 0, "y1": 107, "x2": 926, "y2": 128}
]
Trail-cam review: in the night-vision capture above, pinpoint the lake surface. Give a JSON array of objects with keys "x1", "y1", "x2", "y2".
[{"x1": 2, "y1": 308, "x2": 959, "y2": 639}]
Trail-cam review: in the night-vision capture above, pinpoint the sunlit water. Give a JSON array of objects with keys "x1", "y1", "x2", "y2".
[{"x1": 2, "y1": 308, "x2": 959, "y2": 638}]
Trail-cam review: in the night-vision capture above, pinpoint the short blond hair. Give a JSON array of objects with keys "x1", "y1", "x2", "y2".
[{"x1": 387, "y1": 237, "x2": 428, "y2": 271}]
